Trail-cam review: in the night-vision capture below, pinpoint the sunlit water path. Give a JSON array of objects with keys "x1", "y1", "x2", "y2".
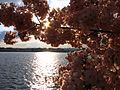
[{"x1": 0, "y1": 52, "x2": 67, "y2": 90}]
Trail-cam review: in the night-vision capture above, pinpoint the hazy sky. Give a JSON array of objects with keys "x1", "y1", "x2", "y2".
[
  {"x1": 0, "y1": 0, "x2": 70, "y2": 8},
  {"x1": 49, "y1": 0, "x2": 70, "y2": 9},
  {"x1": 0, "y1": 0, "x2": 23, "y2": 5},
  {"x1": 0, "y1": 0, "x2": 20, "y2": 2},
  {"x1": 0, "y1": 0, "x2": 71, "y2": 48}
]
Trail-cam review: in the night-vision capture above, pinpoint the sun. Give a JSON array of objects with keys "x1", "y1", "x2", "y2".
[
  {"x1": 32, "y1": 14, "x2": 50, "y2": 29},
  {"x1": 44, "y1": 21, "x2": 50, "y2": 28},
  {"x1": 32, "y1": 0, "x2": 70, "y2": 28}
]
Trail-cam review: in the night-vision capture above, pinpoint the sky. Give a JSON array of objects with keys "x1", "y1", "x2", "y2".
[
  {"x1": 0, "y1": 0, "x2": 71, "y2": 48},
  {"x1": 0, "y1": 0, "x2": 23, "y2": 5},
  {"x1": 48, "y1": 0, "x2": 70, "y2": 9}
]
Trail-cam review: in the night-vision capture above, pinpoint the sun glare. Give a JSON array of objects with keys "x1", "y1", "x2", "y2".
[
  {"x1": 29, "y1": 52, "x2": 59, "y2": 89},
  {"x1": 44, "y1": 21, "x2": 50, "y2": 29},
  {"x1": 35, "y1": 52, "x2": 56, "y2": 65},
  {"x1": 32, "y1": 0, "x2": 70, "y2": 29}
]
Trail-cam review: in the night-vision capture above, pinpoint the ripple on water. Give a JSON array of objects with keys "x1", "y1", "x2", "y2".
[{"x1": 0, "y1": 52, "x2": 67, "y2": 90}]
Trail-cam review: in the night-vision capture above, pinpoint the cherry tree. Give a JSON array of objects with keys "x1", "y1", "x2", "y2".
[{"x1": 0, "y1": 0, "x2": 120, "y2": 89}]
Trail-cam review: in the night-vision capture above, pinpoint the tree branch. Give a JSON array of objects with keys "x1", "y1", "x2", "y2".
[
  {"x1": 90, "y1": 29, "x2": 119, "y2": 34},
  {"x1": 60, "y1": 27, "x2": 120, "y2": 34},
  {"x1": 34, "y1": 14, "x2": 41, "y2": 24}
]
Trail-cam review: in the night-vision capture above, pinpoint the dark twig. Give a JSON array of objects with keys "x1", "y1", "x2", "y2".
[
  {"x1": 60, "y1": 27, "x2": 120, "y2": 34},
  {"x1": 90, "y1": 29, "x2": 118, "y2": 34}
]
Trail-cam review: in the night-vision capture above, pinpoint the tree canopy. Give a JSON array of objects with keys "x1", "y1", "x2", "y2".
[{"x1": 0, "y1": 0, "x2": 120, "y2": 89}]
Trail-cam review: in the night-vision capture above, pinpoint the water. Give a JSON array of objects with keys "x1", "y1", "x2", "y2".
[{"x1": 0, "y1": 52, "x2": 68, "y2": 90}]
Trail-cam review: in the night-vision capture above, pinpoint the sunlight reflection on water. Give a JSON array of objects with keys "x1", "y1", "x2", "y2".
[
  {"x1": 30, "y1": 52, "x2": 67, "y2": 90},
  {"x1": 0, "y1": 52, "x2": 67, "y2": 90}
]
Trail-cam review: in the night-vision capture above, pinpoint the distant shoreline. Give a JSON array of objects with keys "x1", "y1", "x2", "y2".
[{"x1": 0, "y1": 48, "x2": 80, "y2": 52}]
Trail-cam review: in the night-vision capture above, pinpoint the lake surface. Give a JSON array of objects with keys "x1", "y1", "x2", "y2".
[{"x1": 0, "y1": 52, "x2": 68, "y2": 90}]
